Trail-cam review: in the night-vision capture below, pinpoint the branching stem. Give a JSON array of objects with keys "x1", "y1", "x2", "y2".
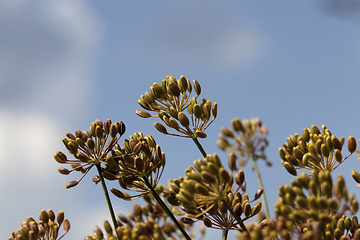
[
  {"x1": 96, "y1": 164, "x2": 120, "y2": 240},
  {"x1": 249, "y1": 152, "x2": 270, "y2": 218},
  {"x1": 142, "y1": 176, "x2": 192, "y2": 240}
]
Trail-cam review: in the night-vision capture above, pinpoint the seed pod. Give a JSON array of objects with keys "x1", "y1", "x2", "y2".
[
  {"x1": 193, "y1": 104, "x2": 202, "y2": 119},
  {"x1": 152, "y1": 82, "x2": 164, "y2": 98},
  {"x1": 135, "y1": 110, "x2": 151, "y2": 118},
  {"x1": 154, "y1": 122, "x2": 168, "y2": 134},
  {"x1": 135, "y1": 157, "x2": 144, "y2": 172},
  {"x1": 117, "y1": 121, "x2": 126, "y2": 136},
  {"x1": 87, "y1": 138, "x2": 95, "y2": 151},
  {"x1": 302, "y1": 128, "x2": 310, "y2": 142},
  {"x1": 195, "y1": 130, "x2": 207, "y2": 138},
  {"x1": 282, "y1": 160, "x2": 297, "y2": 176},
  {"x1": 352, "y1": 199, "x2": 359, "y2": 213},
  {"x1": 203, "y1": 217, "x2": 212, "y2": 228},
  {"x1": 235, "y1": 170, "x2": 245, "y2": 187},
  {"x1": 233, "y1": 203, "x2": 242, "y2": 217},
  {"x1": 110, "y1": 188, "x2": 131, "y2": 200},
  {"x1": 243, "y1": 202, "x2": 251, "y2": 217},
  {"x1": 334, "y1": 149, "x2": 342, "y2": 162},
  {"x1": 76, "y1": 152, "x2": 89, "y2": 163},
  {"x1": 212, "y1": 102, "x2": 218, "y2": 118},
  {"x1": 195, "y1": 183, "x2": 209, "y2": 196},
  {"x1": 178, "y1": 112, "x2": 190, "y2": 128},
  {"x1": 254, "y1": 188, "x2": 263, "y2": 201},
  {"x1": 347, "y1": 136, "x2": 357, "y2": 153},
  {"x1": 193, "y1": 79, "x2": 201, "y2": 96},
  {"x1": 251, "y1": 202, "x2": 262, "y2": 216},
  {"x1": 279, "y1": 148, "x2": 286, "y2": 161},
  {"x1": 352, "y1": 171, "x2": 360, "y2": 183},
  {"x1": 201, "y1": 170, "x2": 216, "y2": 184},
  {"x1": 58, "y1": 168, "x2": 71, "y2": 175},
  {"x1": 293, "y1": 147, "x2": 304, "y2": 161},
  {"x1": 219, "y1": 167, "x2": 230, "y2": 185},
  {"x1": 66, "y1": 181, "x2": 78, "y2": 189},
  {"x1": 168, "y1": 107, "x2": 178, "y2": 119},
  {"x1": 228, "y1": 152, "x2": 237, "y2": 171},
  {"x1": 285, "y1": 154, "x2": 299, "y2": 166},
  {"x1": 168, "y1": 82, "x2": 180, "y2": 97},
  {"x1": 321, "y1": 144, "x2": 330, "y2": 158},
  {"x1": 296, "y1": 196, "x2": 309, "y2": 209},
  {"x1": 178, "y1": 75, "x2": 188, "y2": 93},
  {"x1": 337, "y1": 174, "x2": 345, "y2": 193},
  {"x1": 63, "y1": 218, "x2": 71, "y2": 232},
  {"x1": 54, "y1": 151, "x2": 67, "y2": 163}
]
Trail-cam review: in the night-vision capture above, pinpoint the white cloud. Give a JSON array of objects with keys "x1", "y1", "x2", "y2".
[
  {"x1": 0, "y1": 0, "x2": 103, "y2": 114},
  {"x1": 120, "y1": 2, "x2": 265, "y2": 71},
  {"x1": 0, "y1": 0, "x2": 104, "y2": 239}
]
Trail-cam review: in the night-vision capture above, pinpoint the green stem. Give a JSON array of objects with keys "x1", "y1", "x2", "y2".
[
  {"x1": 96, "y1": 164, "x2": 120, "y2": 240},
  {"x1": 222, "y1": 229, "x2": 228, "y2": 240},
  {"x1": 192, "y1": 137, "x2": 207, "y2": 157},
  {"x1": 249, "y1": 152, "x2": 270, "y2": 218},
  {"x1": 142, "y1": 176, "x2": 192, "y2": 240},
  {"x1": 222, "y1": 199, "x2": 247, "y2": 232}
]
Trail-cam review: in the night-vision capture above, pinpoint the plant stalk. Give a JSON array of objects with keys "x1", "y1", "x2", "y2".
[
  {"x1": 192, "y1": 137, "x2": 207, "y2": 157},
  {"x1": 249, "y1": 152, "x2": 270, "y2": 218},
  {"x1": 142, "y1": 176, "x2": 192, "y2": 240},
  {"x1": 96, "y1": 164, "x2": 120, "y2": 240},
  {"x1": 222, "y1": 229, "x2": 228, "y2": 240}
]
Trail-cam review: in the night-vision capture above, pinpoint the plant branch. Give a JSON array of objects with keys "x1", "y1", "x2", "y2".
[
  {"x1": 142, "y1": 176, "x2": 192, "y2": 240},
  {"x1": 249, "y1": 152, "x2": 270, "y2": 218},
  {"x1": 192, "y1": 137, "x2": 207, "y2": 157},
  {"x1": 222, "y1": 229, "x2": 228, "y2": 240},
  {"x1": 96, "y1": 164, "x2": 120, "y2": 240}
]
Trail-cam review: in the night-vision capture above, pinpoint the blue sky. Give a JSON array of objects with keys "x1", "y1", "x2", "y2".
[{"x1": 1, "y1": 0, "x2": 360, "y2": 239}]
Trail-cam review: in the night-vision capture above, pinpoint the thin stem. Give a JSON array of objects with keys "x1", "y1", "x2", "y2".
[
  {"x1": 192, "y1": 137, "x2": 207, "y2": 157},
  {"x1": 222, "y1": 199, "x2": 247, "y2": 232},
  {"x1": 142, "y1": 176, "x2": 192, "y2": 240},
  {"x1": 96, "y1": 164, "x2": 120, "y2": 240},
  {"x1": 222, "y1": 229, "x2": 228, "y2": 240},
  {"x1": 249, "y1": 152, "x2": 270, "y2": 218}
]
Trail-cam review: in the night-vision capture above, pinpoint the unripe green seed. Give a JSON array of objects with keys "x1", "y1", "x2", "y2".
[
  {"x1": 282, "y1": 161, "x2": 297, "y2": 176},
  {"x1": 168, "y1": 82, "x2": 180, "y2": 97},
  {"x1": 178, "y1": 112, "x2": 190, "y2": 128}
]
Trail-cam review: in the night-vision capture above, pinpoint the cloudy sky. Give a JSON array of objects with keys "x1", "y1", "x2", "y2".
[{"x1": 2, "y1": 0, "x2": 360, "y2": 239}]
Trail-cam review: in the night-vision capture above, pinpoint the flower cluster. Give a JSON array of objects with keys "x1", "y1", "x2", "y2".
[
  {"x1": 54, "y1": 119, "x2": 126, "y2": 188},
  {"x1": 167, "y1": 153, "x2": 263, "y2": 231},
  {"x1": 136, "y1": 75, "x2": 217, "y2": 138},
  {"x1": 110, "y1": 132, "x2": 166, "y2": 200},
  {"x1": 274, "y1": 170, "x2": 359, "y2": 239},
  {"x1": 217, "y1": 117, "x2": 270, "y2": 168},
  {"x1": 8, "y1": 209, "x2": 70, "y2": 240},
  {"x1": 279, "y1": 124, "x2": 356, "y2": 176}
]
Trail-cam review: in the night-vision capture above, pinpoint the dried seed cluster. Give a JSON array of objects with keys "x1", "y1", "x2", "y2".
[
  {"x1": 54, "y1": 119, "x2": 126, "y2": 188},
  {"x1": 85, "y1": 189, "x2": 197, "y2": 240},
  {"x1": 8, "y1": 209, "x2": 70, "y2": 240},
  {"x1": 217, "y1": 117, "x2": 270, "y2": 168},
  {"x1": 166, "y1": 153, "x2": 263, "y2": 231},
  {"x1": 110, "y1": 132, "x2": 166, "y2": 200},
  {"x1": 136, "y1": 75, "x2": 217, "y2": 138},
  {"x1": 274, "y1": 170, "x2": 360, "y2": 239},
  {"x1": 279, "y1": 124, "x2": 356, "y2": 176}
]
